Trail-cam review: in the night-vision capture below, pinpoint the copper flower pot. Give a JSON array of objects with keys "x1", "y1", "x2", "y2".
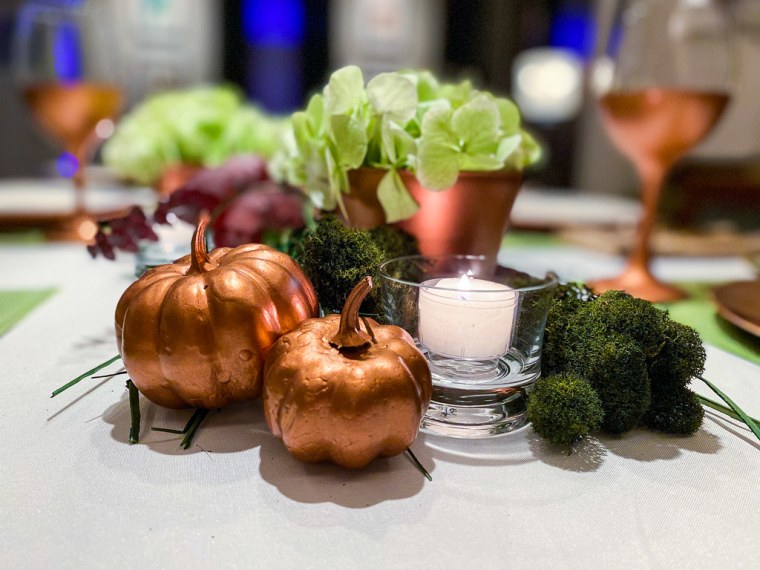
[
  {"x1": 154, "y1": 163, "x2": 204, "y2": 196},
  {"x1": 345, "y1": 167, "x2": 522, "y2": 258}
]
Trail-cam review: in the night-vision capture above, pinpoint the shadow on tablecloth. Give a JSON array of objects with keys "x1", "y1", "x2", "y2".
[{"x1": 100, "y1": 393, "x2": 430, "y2": 507}]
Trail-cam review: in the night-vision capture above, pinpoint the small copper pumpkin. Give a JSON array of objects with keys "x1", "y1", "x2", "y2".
[
  {"x1": 263, "y1": 276, "x2": 432, "y2": 469},
  {"x1": 115, "y1": 213, "x2": 318, "y2": 409}
]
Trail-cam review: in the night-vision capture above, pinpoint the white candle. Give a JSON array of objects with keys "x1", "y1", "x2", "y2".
[{"x1": 418, "y1": 274, "x2": 518, "y2": 359}]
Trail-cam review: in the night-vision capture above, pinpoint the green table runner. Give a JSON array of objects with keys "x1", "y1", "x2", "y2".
[
  {"x1": 663, "y1": 284, "x2": 760, "y2": 366},
  {"x1": 0, "y1": 230, "x2": 46, "y2": 244},
  {"x1": 0, "y1": 288, "x2": 57, "y2": 336}
]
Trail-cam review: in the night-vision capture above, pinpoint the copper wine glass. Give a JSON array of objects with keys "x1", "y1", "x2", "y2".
[
  {"x1": 12, "y1": 1, "x2": 124, "y2": 240},
  {"x1": 590, "y1": 0, "x2": 734, "y2": 302}
]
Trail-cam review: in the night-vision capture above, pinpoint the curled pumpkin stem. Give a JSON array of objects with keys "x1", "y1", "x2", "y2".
[
  {"x1": 330, "y1": 276, "x2": 373, "y2": 351},
  {"x1": 188, "y1": 211, "x2": 212, "y2": 275}
]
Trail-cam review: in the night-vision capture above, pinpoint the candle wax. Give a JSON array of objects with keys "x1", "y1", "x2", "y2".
[{"x1": 418, "y1": 276, "x2": 517, "y2": 359}]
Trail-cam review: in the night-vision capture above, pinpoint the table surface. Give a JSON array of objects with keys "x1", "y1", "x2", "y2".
[{"x1": 1, "y1": 239, "x2": 759, "y2": 570}]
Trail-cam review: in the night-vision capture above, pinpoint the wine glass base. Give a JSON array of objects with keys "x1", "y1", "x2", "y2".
[{"x1": 590, "y1": 268, "x2": 687, "y2": 303}]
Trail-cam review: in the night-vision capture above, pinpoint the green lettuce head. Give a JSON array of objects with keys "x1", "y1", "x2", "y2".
[
  {"x1": 103, "y1": 86, "x2": 288, "y2": 186},
  {"x1": 272, "y1": 66, "x2": 541, "y2": 223}
]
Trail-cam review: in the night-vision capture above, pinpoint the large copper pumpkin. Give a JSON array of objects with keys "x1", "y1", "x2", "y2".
[
  {"x1": 115, "y1": 213, "x2": 318, "y2": 409},
  {"x1": 263, "y1": 277, "x2": 432, "y2": 469}
]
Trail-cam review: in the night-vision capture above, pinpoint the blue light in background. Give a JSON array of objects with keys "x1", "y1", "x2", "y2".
[
  {"x1": 242, "y1": 0, "x2": 305, "y2": 113},
  {"x1": 56, "y1": 152, "x2": 79, "y2": 178},
  {"x1": 53, "y1": 21, "x2": 81, "y2": 81},
  {"x1": 242, "y1": 0, "x2": 305, "y2": 47},
  {"x1": 550, "y1": 5, "x2": 595, "y2": 61}
]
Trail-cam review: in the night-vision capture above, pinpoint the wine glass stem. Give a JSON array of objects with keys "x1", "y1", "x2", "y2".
[
  {"x1": 72, "y1": 146, "x2": 86, "y2": 212},
  {"x1": 628, "y1": 162, "x2": 667, "y2": 271}
]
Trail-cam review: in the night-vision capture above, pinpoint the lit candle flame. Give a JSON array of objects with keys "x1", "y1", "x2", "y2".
[{"x1": 457, "y1": 270, "x2": 473, "y2": 300}]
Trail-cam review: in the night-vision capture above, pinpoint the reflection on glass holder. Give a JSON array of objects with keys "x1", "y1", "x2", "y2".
[
  {"x1": 134, "y1": 217, "x2": 197, "y2": 276},
  {"x1": 379, "y1": 255, "x2": 557, "y2": 438}
]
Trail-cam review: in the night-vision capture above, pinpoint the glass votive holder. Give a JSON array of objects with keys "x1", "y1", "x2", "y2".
[
  {"x1": 134, "y1": 217, "x2": 196, "y2": 277},
  {"x1": 378, "y1": 254, "x2": 557, "y2": 438}
]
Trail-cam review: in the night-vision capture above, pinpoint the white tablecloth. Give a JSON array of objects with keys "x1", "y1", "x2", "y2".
[{"x1": 1, "y1": 242, "x2": 758, "y2": 569}]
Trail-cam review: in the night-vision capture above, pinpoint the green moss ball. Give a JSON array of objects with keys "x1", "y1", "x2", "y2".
[
  {"x1": 541, "y1": 296, "x2": 585, "y2": 376},
  {"x1": 572, "y1": 332, "x2": 651, "y2": 434},
  {"x1": 300, "y1": 216, "x2": 384, "y2": 313},
  {"x1": 644, "y1": 385, "x2": 704, "y2": 435},
  {"x1": 527, "y1": 373, "x2": 604, "y2": 445},
  {"x1": 647, "y1": 319, "x2": 706, "y2": 388},
  {"x1": 574, "y1": 290, "x2": 668, "y2": 359}
]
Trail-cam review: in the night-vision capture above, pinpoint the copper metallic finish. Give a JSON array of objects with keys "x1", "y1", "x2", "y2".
[
  {"x1": 589, "y1": 161, "x2": 687, "y2": 303},
  {"x1": 345, "y1": 167, "x2": 523, "y2": 258},
  {"x1": 263, "y1": 277, "x2": 432, "y2": 469},
  {"x1": 115, "y1": 213, "x2": 319, "y2": 409}
]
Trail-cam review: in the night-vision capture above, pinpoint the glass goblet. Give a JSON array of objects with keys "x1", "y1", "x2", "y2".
[
  {"x1": 590, "y1": 0, "x2": 734, "y2": 302},
  {"x1": 12, "y1": 1, "x2": 124, "y2": 239}
]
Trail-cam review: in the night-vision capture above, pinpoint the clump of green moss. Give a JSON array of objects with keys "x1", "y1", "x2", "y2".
[
  {"x1": 644, "y1": 385, "x2": 704, "y2": 435},
  {"x1": 527, "y1": 373, "x2": 604, "y2": 445},
  {"x1": 572, "y1": 290, "x2": 669, "y2": 359},
  {"x1": 368, "y1": 224, "x2": 419, "y2": 261},
  {"x1": 647, "y1": 319, "x2": 706, "y2": 388},
  {"x1": 541, "y1": 282, "x2": 596, "y2": 377},
  {"x1": 298, "y1": 216, "x2": 420, "y2": 314},
  {"x1": 299, "y1": 216, "x2": 385, "y2": 313},
  {"x1": 533, "y1": 286, "x2": 706, "y2": 444},
  {"x1": 572, "y1": 332, "x2": 651, "y2": 434}
]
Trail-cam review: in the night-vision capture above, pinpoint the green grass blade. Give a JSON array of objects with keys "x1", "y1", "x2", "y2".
[
  {"x1": 127, "y1": 380, "x2": 141, "y2": 444},
  {"x1": 51, "y1": 355, "x2": 122, "y2": 397},
  {"x1": 699, "y1": 376, "x2": 760, "y2": 443}
]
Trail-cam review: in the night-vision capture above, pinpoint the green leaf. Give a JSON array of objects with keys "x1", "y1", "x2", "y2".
[
  {"x1": 493, "y1": 96, "x2": 521, "y2": 133},
  {"x1": 521, "y1": 129, "x2": 542, "y2": 163},
  {"x1": 324, "y1": 65, "x2": 366, "y2": 115},
  {"x1": 377, "y1": 169, "x2": 420, "y2": 223},
  {"x1": 416, "y1": 141, "x2": 460, "y2": 190},
  {"x1": 330, "y1": 114, "x2": 368, "y2": 169},
  {"x1": 323, "y1": 148, "x2": 348, "y2": 219},
  {"x1": 505, "y1": 129, "x2": 542, "y2": 169},
  {"x1": 380, "y1": 117, "x2": 398, "y2": 164},
  {"x1": 303, "y1": 149, "x2": 335, "y2": 211},
  {"x1": 291, "y1": 111, "x2": 312, "y2": 157},
  {"x1": 367, "y1": 73, "x2": 418, "y2": 124},
  {"x1": 437, "y1": 80, "x2": 473, "y2": 108},
  {"x1": 380, "y1": 118, "x2": 416, "y2": 167},
  {"x1": 420, "y1": 103, "x2": 456, "y2": 146},
  {"x1": 301, "y1": 94, "x2": 326, "y2": 142},
  {"x1": 452, "y1": 95, "x2": 500, "y2": 155},
  {"x1": 460, "y1": 154, "x2": 504, "y2": 171},
  {"x1": 324, "y1": 147, "x2": 343, "y2": 192},
  {"x1": 496, "y1": 134, "x2": 523, "y2": 163},
  {"x1": 410, "y1": 70, "x2": 441, "y2": 102},
  {"x1": 393, "y1": 124, "x2": 416, "y2": 167}
]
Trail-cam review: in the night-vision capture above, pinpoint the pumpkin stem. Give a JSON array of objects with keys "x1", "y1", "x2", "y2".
[
  {"x1": 330, "y1": 276, "x2": 373, "y2": 351},
  {"x1": 188, "y1": 211, "x2": 212, "y2": 274}
]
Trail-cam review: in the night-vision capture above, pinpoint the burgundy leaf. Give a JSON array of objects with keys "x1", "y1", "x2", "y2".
[
  {"x1": 212, "y1": 184, "x2": 305, "y2": 247},
  {"x1": 153, "y1": 155, "x2": 268, "y2": 225}
]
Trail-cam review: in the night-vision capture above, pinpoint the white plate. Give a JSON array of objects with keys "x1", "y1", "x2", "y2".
[{"x1": 0, "y1": 178, "x2": 156, "y2": 216}]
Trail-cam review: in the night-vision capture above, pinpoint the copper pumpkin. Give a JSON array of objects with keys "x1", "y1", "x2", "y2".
[
  {"x1": 115, "y1": 213, "x2": 318, "y2": 409},
  {"x1": 263, "y1": 277, "x2": 432, "y2": 469}
]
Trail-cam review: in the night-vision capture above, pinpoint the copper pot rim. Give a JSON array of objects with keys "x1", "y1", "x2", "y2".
[{"x1": 349, "y1": 166, "x2": 523, "y2": 183}]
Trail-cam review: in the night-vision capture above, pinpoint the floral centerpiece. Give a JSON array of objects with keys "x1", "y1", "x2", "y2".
[{"x1": 272, "y1": 66, "x2": 541, "y2": 229}]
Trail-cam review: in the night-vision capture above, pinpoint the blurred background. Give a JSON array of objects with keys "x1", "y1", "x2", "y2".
[{"x1": 1, "y1": 0, "x2": 760, "y2": 233}]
